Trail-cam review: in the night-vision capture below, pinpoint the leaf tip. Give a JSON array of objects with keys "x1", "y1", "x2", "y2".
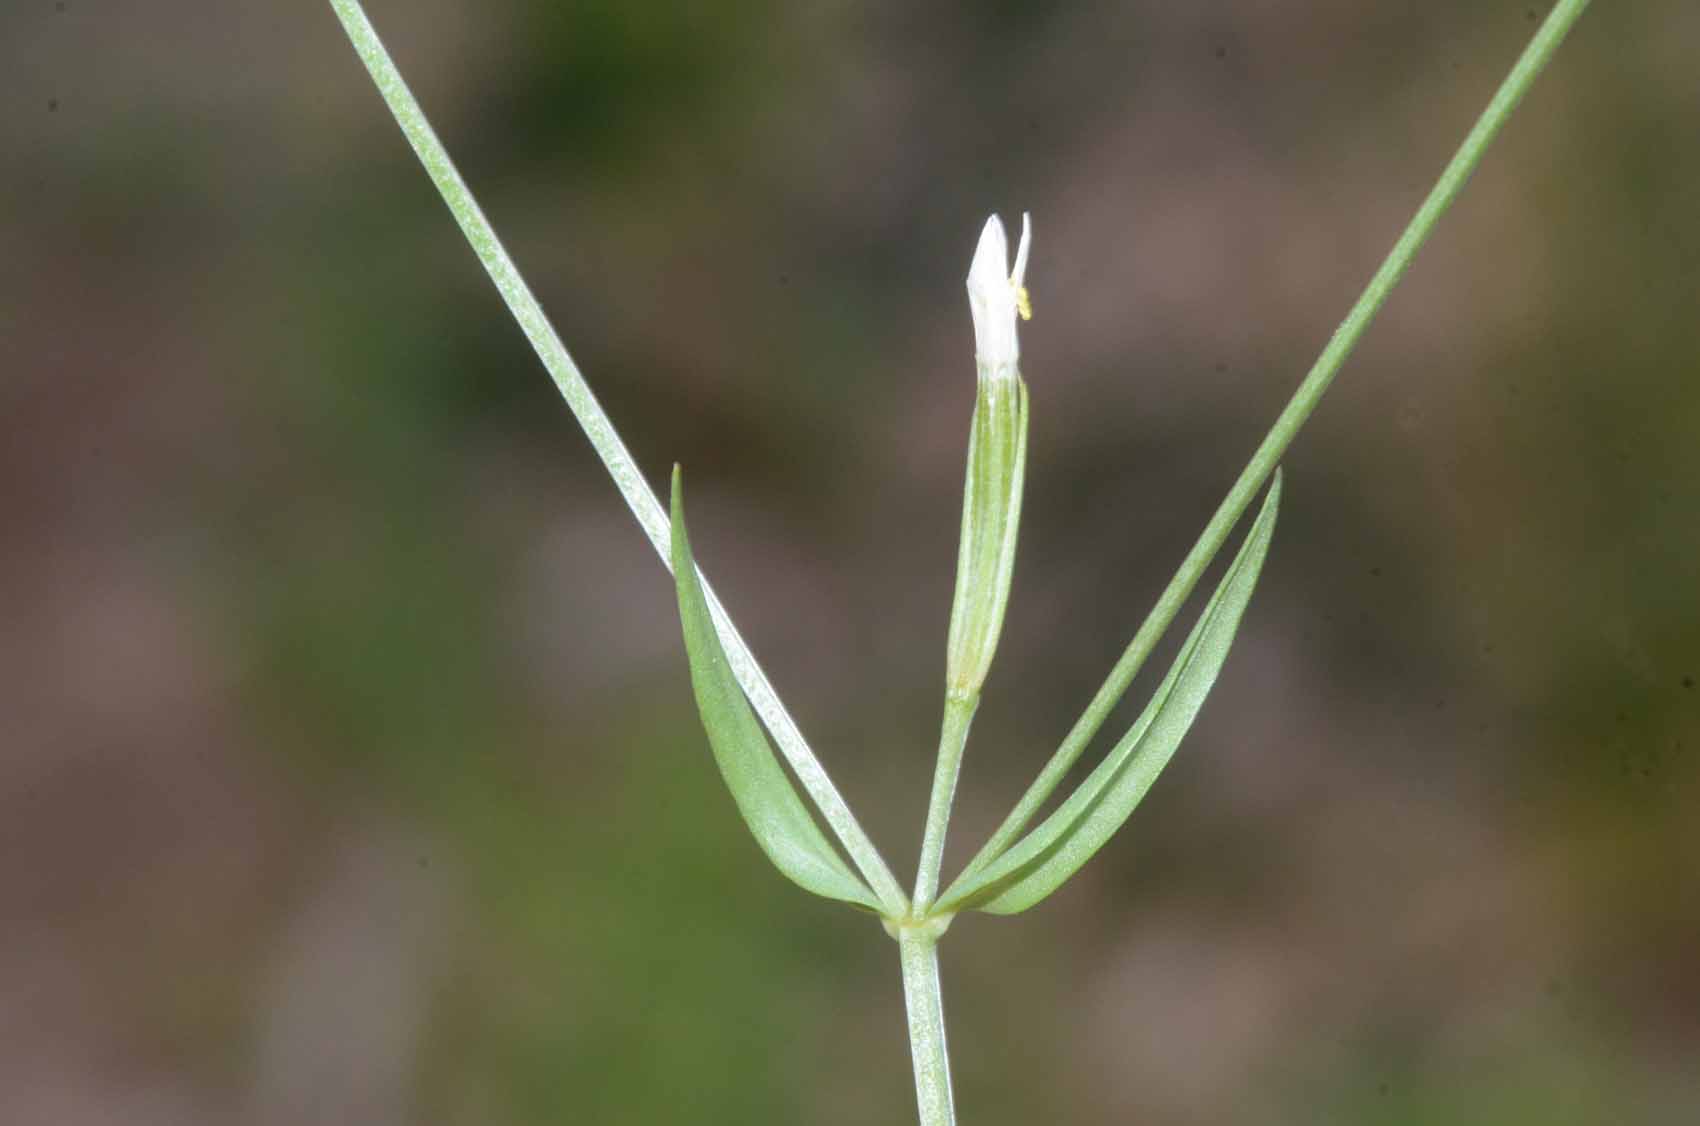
[{"x1": 668, "y1": 465, "x2": 691, "y2": 575}]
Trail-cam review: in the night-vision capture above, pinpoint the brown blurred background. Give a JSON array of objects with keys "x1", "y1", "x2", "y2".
[{"x1": 3, "y1": 1, "x2": 1698, "y2": 1123}]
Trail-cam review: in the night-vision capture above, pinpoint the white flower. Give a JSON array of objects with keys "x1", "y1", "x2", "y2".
[{"x1": 965, "y1": 212, "x2": 1032, "y2": 379}]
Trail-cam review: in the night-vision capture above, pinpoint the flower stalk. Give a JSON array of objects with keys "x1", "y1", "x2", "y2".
[{"x1": 916, "y1": 214, "x2": 1033, "y2": 917}]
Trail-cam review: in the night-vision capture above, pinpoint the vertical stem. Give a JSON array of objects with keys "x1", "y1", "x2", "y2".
[
  {"x1": 323, "y1": 0, "x2": 908, "y2": 917},
  {"x1": 898, "y1": 927, "x2": 956, "y2": 1126},
  {"x1": 913, "y1": 695, "x2": 978, "y2": 914}
]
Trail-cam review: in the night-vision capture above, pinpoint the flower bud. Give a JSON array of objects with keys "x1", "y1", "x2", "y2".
[
  {"x1": 945, "y1": 213, "x2": 1032, "y2": 699},
  {"x1": 965, "y1": 212, "x2": 1032, "y2": 379}
]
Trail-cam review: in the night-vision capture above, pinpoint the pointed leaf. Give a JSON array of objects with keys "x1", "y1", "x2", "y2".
[
  {"x1": 669, "y1": 468, "x2": 882, "y2": 911},
  {"x1": 937, "y1": 471, "x2": 1282, "y2": 915}
]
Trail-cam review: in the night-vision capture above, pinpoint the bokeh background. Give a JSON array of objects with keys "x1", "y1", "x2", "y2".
[{"x1": 4, "y1": 1, "x2": 1698, "y2": 1123}]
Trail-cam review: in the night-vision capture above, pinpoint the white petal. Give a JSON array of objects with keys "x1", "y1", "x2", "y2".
[
  {"x1": 965, "y1": 212, "x2": 1024, "y2": 375},
  {"x1": 1011, "y1": 212, "x2": 1031, "y2": 287},
  {"x1": 966, "y1": 215, "x2": 1009, "y2": 298}
]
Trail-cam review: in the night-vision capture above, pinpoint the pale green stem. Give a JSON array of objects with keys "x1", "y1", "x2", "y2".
[
  {"x1": 897, "y1": 926, "x2": 956, "y2": 1126},
  {"x1": 324, "y1": 0, "x2": 908, "y2": 917},
  {"x1": 913, "y1": 695, "x2": 978, "y2": 914},
  {"x1": 952, "y1": 0, "x2": 1595, "y2": 892}
]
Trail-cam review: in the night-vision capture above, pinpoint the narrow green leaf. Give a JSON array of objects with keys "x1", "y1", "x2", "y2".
[
  {"x1": 936, "y1": 471, "x2": 1282, "y2": 916},
  {"x1": 669, "y1": 468, "x2": 882, "y2": 911}
]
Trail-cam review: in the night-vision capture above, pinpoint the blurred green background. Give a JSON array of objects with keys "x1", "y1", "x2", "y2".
[{"x1": 3, "y1": 1, "x2": 1697, "y2": 1122}]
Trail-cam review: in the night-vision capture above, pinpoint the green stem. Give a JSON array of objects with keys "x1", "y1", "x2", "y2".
[
  {"x1": 913, "y1": 695, "x2": 979, "y2": 914},
  {"x1": 954, "y1": 0, "x2": 1595, "y2": 888},
  {"x1": 897, "y1": 925, "x2": 956, "y2": 1126},
  {"x1": 324, "y1": 0, "x2": 908, "y2": 917}
]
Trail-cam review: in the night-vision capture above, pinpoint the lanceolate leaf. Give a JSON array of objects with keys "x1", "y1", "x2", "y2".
[
  {"x1": 936, "y1": 471, "x2": 1282, "y2": 916},
  {"x1": 670, "y1": 468, "x2": 882, "y2": 911}
]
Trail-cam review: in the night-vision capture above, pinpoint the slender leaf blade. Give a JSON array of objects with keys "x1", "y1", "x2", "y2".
[
  {"x1": 937, "y1": 471, "x2": 1282, "y2": 915},
  {"x1": 669, "y1": 468, "x2": 882, "y2": 911}
]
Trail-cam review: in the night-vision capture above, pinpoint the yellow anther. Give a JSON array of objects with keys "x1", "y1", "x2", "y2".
[{"x1": 1013, "y1": 281, "x2": 1032, "y2": 321}]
